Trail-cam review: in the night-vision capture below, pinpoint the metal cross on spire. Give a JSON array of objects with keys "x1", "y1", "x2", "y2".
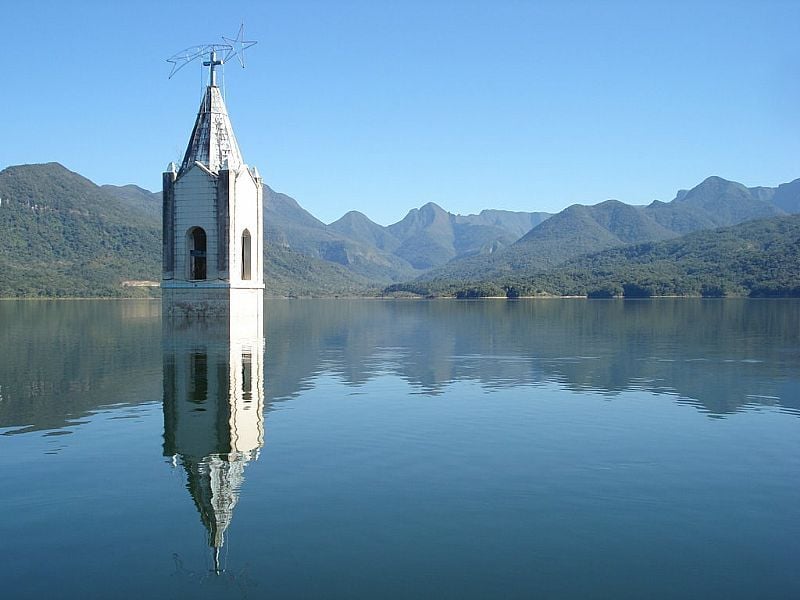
[
  {"x1": 203, "y1": 50, "x2": 224, "y2": 87},
  {"x1": 166, "y1": 25, "x2": 257, "y2": 81}
]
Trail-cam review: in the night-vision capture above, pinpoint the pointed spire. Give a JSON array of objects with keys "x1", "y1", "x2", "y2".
[{"x1": 179, "y1": 85, "x2": 244, "y2": 175}]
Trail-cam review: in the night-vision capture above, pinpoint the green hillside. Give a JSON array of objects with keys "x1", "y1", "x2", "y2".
[
  {"x1": 264, "y1": 185, "x2": 418, "y2": 282},
  {"x1": 549, "y1": 214, "x2": 800, "y2": 298},
  {"x1": 390, "y1": 215, "x2": 800, "y2": 298},
  {"x1": 418, "y1": 199, "x2": 677, "y2": 282},
  {"x1": 101, "y1": 183, "x2": 161, "y2": 220},
  {"x1": 0, "y1": 163, "x2": 160, "y2": 297},
  {"x1": 0, "y1": 163, "x2": 374, "y2": 297},
  {"x1": 265, "y1": 244, "x2": 377, "y2": 297},
  {"x1": 416, "y1": 175, "x2": 797, "y2": 284}
]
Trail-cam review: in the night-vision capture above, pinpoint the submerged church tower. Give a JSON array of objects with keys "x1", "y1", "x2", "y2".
[{"x1": 162, "y1": 51, "x2": 264, "y2": 318}]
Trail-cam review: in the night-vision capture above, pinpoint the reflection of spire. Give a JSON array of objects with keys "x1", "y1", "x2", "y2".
[
  {"x1": 162, "y1": 314, "x2": 264, "y2": 572},
  {"x1": 185, "y1": 453, "x2": 248, "y2": 552}
]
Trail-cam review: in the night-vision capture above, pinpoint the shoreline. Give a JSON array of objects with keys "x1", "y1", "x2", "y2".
[{"x1": 1, "y1": 294, "x2": 795, "y2": 301}]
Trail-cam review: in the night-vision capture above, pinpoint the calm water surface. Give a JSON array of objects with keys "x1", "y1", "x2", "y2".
[{"x1": 1, "y1": 299, "x2": 799, "y2": 599}]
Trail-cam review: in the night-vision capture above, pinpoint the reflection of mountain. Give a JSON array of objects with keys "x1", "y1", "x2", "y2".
[
  {"x1": 263, "y1": 299, "x2": 800, "y2": 416},
  {"x1": 0, "y1": 300, "x2": 162, "y2": 435},
  {"x1": 1, "y1": 300, "x2": 797, "y2": 440},
  {"x1": 162, "y1": 318, "x2": 265, "y2": 573}
]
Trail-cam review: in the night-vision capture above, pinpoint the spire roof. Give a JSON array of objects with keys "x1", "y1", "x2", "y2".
[{"x1": 179, "y1": 85, "x2": 244, "y2": 175}]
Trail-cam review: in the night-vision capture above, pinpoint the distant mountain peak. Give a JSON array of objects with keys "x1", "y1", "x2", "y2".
[
  {"x1": 701, "y1": 175, "x2": 729, "y2": 184},
  {"x1": 670, "y1": 176, "x2": 746, "y2": 205},
  {"x1": 332, "y1": 210, "x2": 372, "y2": 224},
  {"x1": 594, "y1": 198, "x2": 626, "y2": 208},
  {"x1": 689, "y1": 175, "x2": 748, "y2": 195},
  {"x1": 329, "y1": 210, "x2": 386, "y2": 235},
  {"x1": 420, "y1": 201, "x2": 447, "y2": 212}
]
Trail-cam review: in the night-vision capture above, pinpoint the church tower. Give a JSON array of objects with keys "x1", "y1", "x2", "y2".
[{"x1": 162, "y1": 50, "x2": 264, "y2": 319}]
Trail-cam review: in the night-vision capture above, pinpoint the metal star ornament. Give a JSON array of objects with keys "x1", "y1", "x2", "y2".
[
  {"x1": 167, "y1": 44, "x2": 217, "y2": 78},
  {"x1": 166, "y1": 26, "x2": 257, "y2": 79},
  {"x1": 223, "y1": 25, "x2": 257, "y2": 68}
]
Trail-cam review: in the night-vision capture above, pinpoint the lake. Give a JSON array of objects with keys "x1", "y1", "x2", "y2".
[{"x1": 1, "y1": 298, "x2": 798, "y2": 599}]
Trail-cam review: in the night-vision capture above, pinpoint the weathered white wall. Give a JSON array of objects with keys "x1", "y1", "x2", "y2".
[
  {"x1": 173, "y1": 166, "x2": 219, "y2": 281},
  {"x1": 170, "y1": 164, "x2": 263, "y2": 287},
  {"x1": 229, "y1": 167, "x2": 264, "y2": 286}
]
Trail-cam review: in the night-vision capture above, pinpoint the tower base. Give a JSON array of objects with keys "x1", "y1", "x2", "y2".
[{"x1": 161, "y1": 284, "x2": 264, "y2": 324}]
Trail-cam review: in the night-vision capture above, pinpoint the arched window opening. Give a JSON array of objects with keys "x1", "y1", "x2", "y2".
[
  {"x1": 241, "y1": 229, "x2": 252, "y2": 281},
  {"x1": 188, "y1": 227, "x2": 207, "y2": 280},
  {"x1": 242, "y1": 352, "x2": 252, "y2": 401}
]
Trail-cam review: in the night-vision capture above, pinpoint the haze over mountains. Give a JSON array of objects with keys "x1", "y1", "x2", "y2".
[
  {"x1": 262, "y1": 184, "x2": 550, "y2": 280},
  {"x1": 0, "y1": 161, "x2": 798, "y2": 297},
  {"x1": 418, "y1": 176, "x2": 800, "y2": 284}
]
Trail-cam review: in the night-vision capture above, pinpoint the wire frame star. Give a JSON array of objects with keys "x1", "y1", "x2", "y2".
[
  {"x1": 166, "y1": 27, "x2": 257, "y2": 78},
  {"x1": 223, "y1": 24, "x2": 257, "y2": 68}
]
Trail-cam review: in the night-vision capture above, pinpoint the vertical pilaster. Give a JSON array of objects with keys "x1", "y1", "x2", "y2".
[
  {"x1": 255, "y1": 175, "x2": 264, "y2": 284},
  {"x1": 162, "y1": 170, "x2": 177, "y2": 279},
  {"x1": 217, "y1": 169, "x2": 231, "y2": 278}
]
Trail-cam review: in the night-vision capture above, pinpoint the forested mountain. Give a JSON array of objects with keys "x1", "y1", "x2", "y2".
[
  {"x1": 329, "y1": 210, "x2": 402, "y2": 252},
  {"x1": 417, "y1": 175, "x2": 800, "y2": 283},
  {"x1": 643, "y1": 176, "x2": 783, "y2": 233},
  {"x1": 557, "y1": 214, "x2": 800, "y2": 298},
  {"x1": 393, "y1": 215, "x2": 800, "y2": 298},
  {"x1": 0, "y1": 163, "x2": 543, "y2": 296},
  {"x1": 262, "y1": 185, "x2": 417, "y2": 282},
  {"x1": 384, "y1": 202, "x2": 550, "y2": 269},
  {"x1": 264, "y1": 244, "x2": 375, "y2": 297},
  {"x1": 0, "y1": 163, "x2": 379, "y2": 297},
  {"x1": 101, "y1": 183, "x2": 161, "y2": 220},
  {"x1": 269, "y1": 194, "x2": 550, "y2": 276},
  {"x1": 0, "y1": 163, "x2": 160, "y2": 296},
  {"x1": 1, "y1": 161, "x2": 798, "y2": 297},
  {"x1": 418, "y1": 199, "x2": 678, "y2": 282}
]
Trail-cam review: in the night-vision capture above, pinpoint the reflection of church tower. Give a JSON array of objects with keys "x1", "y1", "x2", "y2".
[
  {"x1": 162, "y1": 51, "x2": 264, "y2": 318},
  {"x1": 162, "y1": 317, "x2": 265, "y2": 573}
]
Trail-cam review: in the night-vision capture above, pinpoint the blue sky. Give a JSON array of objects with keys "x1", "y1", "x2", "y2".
[{"x1": 3, "y1": 0, "x2": 799, "y2": 225}]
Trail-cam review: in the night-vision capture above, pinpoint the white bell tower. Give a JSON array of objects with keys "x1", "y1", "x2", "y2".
[{"x1": 162, "y1": 44, "x2": 264, "y2": 319}]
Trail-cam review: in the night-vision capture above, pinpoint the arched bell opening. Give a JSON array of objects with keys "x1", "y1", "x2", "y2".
[{"x1": 187, "y1": 227, "x2": 207, "y2": 280}]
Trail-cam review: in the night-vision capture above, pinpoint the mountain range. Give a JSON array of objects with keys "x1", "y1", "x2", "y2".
[
  {"x1": 416, "y1": 176, "x2": 800, "y2": 284},
  {"x1": 0, "y1": 161, "x2": 798, "y2": 297},
  {"x1": 261, "y1": 183, "x2": 550, "y2": 280}
]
